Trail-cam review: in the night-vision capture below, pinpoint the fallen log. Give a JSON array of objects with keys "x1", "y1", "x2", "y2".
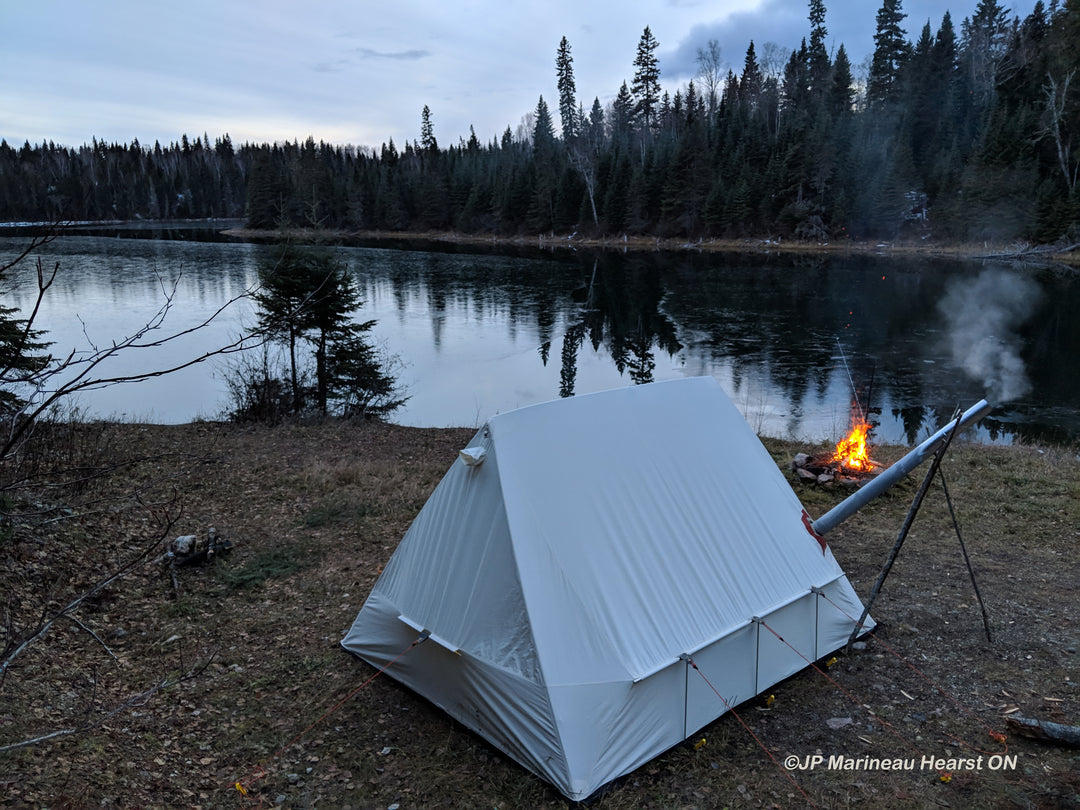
[{"x1": 1005, "y1": 715, "x2": 1080, "y2": 748}]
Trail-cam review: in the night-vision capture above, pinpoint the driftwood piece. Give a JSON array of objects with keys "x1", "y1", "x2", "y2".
[
  {"x1": 790, "y1": 452, "x2": 878, "y2": 487},
  {"x1": 1005, "y1": 715, "x2": 1080, "y2": 748},
  {"x1": 155, "y1": 527, "x2": 233, "y2": 598},
  {"x1": 155, "y1": 527, "x2": 233, "y2": 567}
]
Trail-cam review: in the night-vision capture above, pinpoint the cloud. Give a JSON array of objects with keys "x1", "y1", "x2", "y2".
[
  {"x1": 662, "y1": 1, "x2": 805, "y2": 81},
  {"x1": 312, "y1": 59, "x2": 352, "y2": 73},
  {"x1": 662, "y1": 0, "x2": 1039, "y2": 85},
  {"x1": 1, "y1": 0, "x2": 1042, "y2": 152},
  {"x1": 357, "y1": 48, "x2": 432, "y2": 61}
]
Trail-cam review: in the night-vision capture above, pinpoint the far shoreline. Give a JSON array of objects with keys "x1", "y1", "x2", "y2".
[
  {"x1": 221, "y1": 225, "x2": 1080, "y2": 266},
  {"x1": 5, "y1": 218, "x2": 1078, "y2": 265}
]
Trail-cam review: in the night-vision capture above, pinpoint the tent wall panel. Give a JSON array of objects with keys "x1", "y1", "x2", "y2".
[
  {"x1": 684, "y1": 621, "x2": 757, "y2": 736},
  {"x1": 550, "y1": 666, "x2": 689, "y2": 799},
  {"x1": 755, "y1": 596, "x2": 819, "y2": 690},
  {"x1": 815, "y1": 580, "x2": 872, "y2": 652},
  {"x1": 348, "y1": 604, "x2": 567, "y2": 791}
]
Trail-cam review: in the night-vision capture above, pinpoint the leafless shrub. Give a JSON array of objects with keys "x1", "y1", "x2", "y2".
[{"x1": 0, "y1": 226, "x2": 257, "y2": 752}]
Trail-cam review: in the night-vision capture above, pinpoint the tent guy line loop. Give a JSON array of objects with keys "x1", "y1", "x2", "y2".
[
  {"x1": 680, "y1": 653, "x2": 820, "y2": 810},
  {"x1": 815, "y1": 590, "x2": 1009, "y2": 752},
  {"x1": 232, "y1": 633, "x2": 428, "y2": 798},
  {"x1": 755, "y1": 619, "x2": 954, "y2": 782}
]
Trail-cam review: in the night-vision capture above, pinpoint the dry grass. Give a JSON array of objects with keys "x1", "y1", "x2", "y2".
[{"x1": 1, "y1": 420, "x2": 1079, "y2": 809}]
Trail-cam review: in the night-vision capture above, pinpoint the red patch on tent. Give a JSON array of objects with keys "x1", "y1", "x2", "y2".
[{"x1": 801, "y1": 509, "x2": 826, "y2": 554}]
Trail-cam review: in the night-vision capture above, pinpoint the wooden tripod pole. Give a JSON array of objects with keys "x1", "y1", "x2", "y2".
[
  {"x1": 938, "y1": 466, "x2": 993, "y2": 642},
  {"x1": 846, "y1": 410, "x2": 963, "y2": 650}
]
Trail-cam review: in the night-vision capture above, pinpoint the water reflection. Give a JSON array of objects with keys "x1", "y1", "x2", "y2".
[
  {"x1": 0, "y1": 232, "x2": 1077, "y2": 446},
  {"x1": 548, "y1": 257, "x2": 683, "y2": 396}
]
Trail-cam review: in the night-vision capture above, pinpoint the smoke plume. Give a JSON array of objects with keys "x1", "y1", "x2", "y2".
[{"x1": 938, "y1": 268, "x2": 1041, "y2": 404}]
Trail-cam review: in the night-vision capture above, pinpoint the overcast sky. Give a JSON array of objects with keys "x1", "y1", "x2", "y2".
[{"x1": 2, "y1": 0, "x2": 1038, "y2": 152}]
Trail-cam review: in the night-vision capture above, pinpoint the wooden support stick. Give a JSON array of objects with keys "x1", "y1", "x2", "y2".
[
  {"x1": 846, "y1": 410, "x2": 963, "y2": 650},
  {"x1": 938, "y1": 467, "x2": 993, "y2": 642}
]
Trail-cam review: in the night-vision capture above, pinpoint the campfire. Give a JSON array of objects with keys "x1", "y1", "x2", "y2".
[
  {"x1": 792, "y1": 413, "x2": 881, "y2": 487},
  {"x1": 830, "y1": 418, "x2": 874, "y2": 472}
]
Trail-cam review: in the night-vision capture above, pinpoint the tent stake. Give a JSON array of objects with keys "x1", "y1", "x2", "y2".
[{"x1": 846, "y1": 410, "x2": 963, "y2": 650}]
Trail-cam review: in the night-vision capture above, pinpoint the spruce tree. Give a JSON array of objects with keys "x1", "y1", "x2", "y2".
[
  {"x1": 631, "y1": 26, "x2": 662, "y2": 133},
  {"x1": 532, "y1": 96, "x2": 557, "y2": 156},
  {"x1": 420, "y1": 105, "x2": 437, "y2": 152},
  {"x1": 868, "y1": 0, "x2": 910, "y2": 107},
  {"x1": 740, "y1": 42, "x2": 764, "y2": 111},
  {"x1": 530, "y1": 96, "x2": 559, "y2": 230},
  {"x1": 808, "y1": 0, "x2": 832, "y2": 97},
  {"x1": 904, "y1": 22, "x2": 938, "y2": 155},
  {"x1": 611, "y1": 81, "x2": 636, "y2": 142},
  {"x1": 556, "y1": 37, "x2": 579, "y2": 141},
  {"x1": 587, "y1": 97, "x2": 606, "y2": 152},
  {"x1": 782, "y1": 40, "x2": 811, "y2": 128},
  {"x1": 931, "y1": 11, "x2": 960, "y2": 116},
  {"x1": 253, "y1": 246, "x2": 327, "y2": 412},
  {"x1": 326, "y1": 327, "x2": 407, "y2": 419},
  {"x1": 828, "y1": 44, "x2": 855, "y2": 117},
  {"x1": 252, "y1": 246, "x2": 399, "y2": 417},
  {"x1": 0, "y1": 255, "x2": 51, "y2": 416}
]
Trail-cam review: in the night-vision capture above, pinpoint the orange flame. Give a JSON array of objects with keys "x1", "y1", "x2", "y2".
[{"x1": 831, "y1": 419, "x2": 873, "y2": 471}]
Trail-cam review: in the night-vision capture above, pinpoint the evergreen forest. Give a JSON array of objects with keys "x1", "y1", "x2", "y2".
[{"x1": 2, "y1": 0, "x2": 1078, "y2": 244}]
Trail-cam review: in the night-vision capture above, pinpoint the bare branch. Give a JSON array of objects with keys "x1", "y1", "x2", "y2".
[
  {"x1": 1, "y1": 445, "x2": 198, "y2": 498},
  {"x1": 63, "y1": 613, "x2": 122, "y2": 666},
  {"x1": 0, "y1": 497, "x2": 182, "y2": 680},
  {"x1": 0, "y1": 269, "x2": 265, "y2": 461},
  {"x1": 0, "y1": 223, "x2": 63, "y2": 276},
  {"x1": 0, "y1": 652, "x2": 216, "y2": 753},
  {"x1": 1039, "y1": 70, "x2": 1078, "y2": 196}
]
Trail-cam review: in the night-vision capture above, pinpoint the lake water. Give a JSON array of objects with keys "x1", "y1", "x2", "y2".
[{"x1": 2, "y1": 227, "x2": 1078, "y2": 446}]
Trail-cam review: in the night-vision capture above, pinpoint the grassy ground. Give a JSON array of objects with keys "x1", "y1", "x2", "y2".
[{"x1": 1, "y1": 419, "x2": 1078, "y2": 809}]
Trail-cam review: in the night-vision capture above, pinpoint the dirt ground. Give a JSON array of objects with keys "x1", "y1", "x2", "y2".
[{"x1": 1, "y1": 419, "x2": 1078, "y2": 809}]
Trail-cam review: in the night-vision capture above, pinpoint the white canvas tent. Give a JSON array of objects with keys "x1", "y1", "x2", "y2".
[{"x1": 342, "y1": 376, "x2": 872, "y2": 801}]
